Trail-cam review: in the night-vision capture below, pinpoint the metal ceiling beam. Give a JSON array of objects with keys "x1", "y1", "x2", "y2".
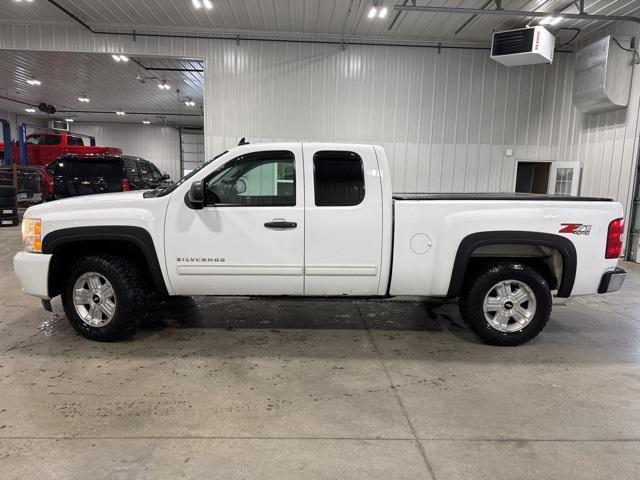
[
  {"x1": 454, "y1": 0, "x2": 493, "y2": 36},
  {"x1": 393, "y1": 4, "x2": 640, "y2": 24}
]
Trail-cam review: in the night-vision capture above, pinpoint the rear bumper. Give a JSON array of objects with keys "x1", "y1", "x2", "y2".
[
  {"x1": 13, "y1": 251, "x2": 52, "y2": 299},
  {"x1": 598, "y1": 267, "x2": 626, "y2": 294}
]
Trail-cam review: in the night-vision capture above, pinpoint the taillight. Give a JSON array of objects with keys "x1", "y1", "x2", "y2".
[
  {"x1": 46, "y1": 177, "x2": 54, "y2": 194},
  {"x1": 605, "y1": 218, "x2": 624, "y2": 259},
  {"x1": 121, "y1": 178, "x2": 131, "y2": 192}
]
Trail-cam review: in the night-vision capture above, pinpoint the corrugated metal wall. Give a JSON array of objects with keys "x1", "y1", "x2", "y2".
[
  {"x1": 0, "y1": 110, "x2": 18, "y2": 139},
  {"x1": 203, "y1": 37, "x2": 640, "y2": 218},
  {"x1": 72, "y1": 122, "x2": 181, "y2": 180},
  {"x1": 1, "y1": 23, "x2": 639, "y2": 218}
]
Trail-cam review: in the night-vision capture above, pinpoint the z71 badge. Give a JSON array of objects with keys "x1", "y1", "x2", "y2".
[{"x1": 559, "y1": 223, "x2": 592, "y2": 235}]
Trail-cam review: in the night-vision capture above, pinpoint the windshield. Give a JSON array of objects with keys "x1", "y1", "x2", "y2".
[{"x1": 153, "y1": 150, "x2": 228, "y2": 197}]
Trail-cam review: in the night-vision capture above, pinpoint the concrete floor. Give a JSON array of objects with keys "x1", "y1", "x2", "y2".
[{"x1": 1, "y1": 226, "x2": 640, "y2": 479}]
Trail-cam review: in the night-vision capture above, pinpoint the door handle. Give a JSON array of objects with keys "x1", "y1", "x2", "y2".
[{"x1": 264, "y1": 221, "x2": 297, "y2": 229}]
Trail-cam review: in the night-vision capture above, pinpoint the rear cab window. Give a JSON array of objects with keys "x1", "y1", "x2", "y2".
[{"x1": 313, "y1": 151, "x2": 365, "y2": 206}]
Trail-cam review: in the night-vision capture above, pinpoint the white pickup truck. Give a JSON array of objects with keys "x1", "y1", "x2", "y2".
[{"x1": 14, "y1": 142, "x2": 626, "y2": 346}]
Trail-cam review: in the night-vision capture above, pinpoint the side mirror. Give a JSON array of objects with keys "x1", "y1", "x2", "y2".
[
  {"x1": 162, "y1": 173, "x2": 170, "y2": 180},
  {"x1": 187, "y1": 180, "x2": 204, "y2": 209}
]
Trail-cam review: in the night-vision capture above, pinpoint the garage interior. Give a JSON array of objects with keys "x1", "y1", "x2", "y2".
[{"x1": 2, "y1": 1, "x2": 640, "y2": 479}]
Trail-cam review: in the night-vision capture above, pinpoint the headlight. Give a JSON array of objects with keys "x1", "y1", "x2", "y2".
[{"x1": 22, "y1": 218, "x2": 42, "y2": 253}]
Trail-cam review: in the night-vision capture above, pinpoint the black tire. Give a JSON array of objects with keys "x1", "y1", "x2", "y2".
[
  {"x1": 0, "y1": 216, "x2": 18, "y2": 227},
  {"x1": 459, "y1": 262, "x2": 552, "y2": 346},
  {"x1": 62, "y1": 255, "x2": 147, "y2": 341}
]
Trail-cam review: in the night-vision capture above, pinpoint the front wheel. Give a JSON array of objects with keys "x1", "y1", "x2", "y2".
[
  {"x1": 62, "y1": 255, "x2": 146, "y2": 341},
  {"x1": 459, "y1": 262, "x2": 552, "y2": 346}
]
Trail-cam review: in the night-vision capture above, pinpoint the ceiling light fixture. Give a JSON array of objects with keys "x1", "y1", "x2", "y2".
[
  {"x1": 111, "y1": 54, "x2": 129, "y2": 62},
  {"x1": 26, "y1": 79, "x2": 41, "y2": 85},
  {"x1": 158, "y1": 81, "x2": 171, "y2": 90},
  {"x1": 142, "y1": 120, "x2": 151, "y2": 124},
  {"x1": 116, "y1": 110, "x2": 126, "y2": 115},
  {"x1": 202, "y1": 0, "x2": 213, "y2": 10},
  {"x1": 78, "y1": 96, "x2": 90, "y2": 102},
  {"x1": 192, "y1": 0, "x2": 202, "y2": 9},
  {"x1": 367, "y1": 1, "x2": 387, "y2": 20},
  {"x1": 25, "y1": 108, "x2": 36, "y2": 113},
  {"x1": 184, "y1": 99, "x2": 196, "y2": 106},
  {"x1": 64, "y1": 118, "x2": 74, "y2": 122}
]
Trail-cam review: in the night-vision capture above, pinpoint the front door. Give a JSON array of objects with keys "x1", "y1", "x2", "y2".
[{"x1": 164, "y1": 146, "x2": 304, "y2": 295}]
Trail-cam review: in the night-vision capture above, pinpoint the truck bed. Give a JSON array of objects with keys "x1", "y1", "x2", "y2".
[{"x1": 393, "y1": 193, "x2": 613, "y2": 202}]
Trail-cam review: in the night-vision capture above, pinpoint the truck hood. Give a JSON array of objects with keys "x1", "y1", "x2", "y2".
[{"x1": 24, "y1": 191, "x2": 148, "y2": 218}]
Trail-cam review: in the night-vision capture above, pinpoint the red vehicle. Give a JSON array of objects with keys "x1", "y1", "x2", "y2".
[
  {"x1": 0, "y1": 164, "x2": 54, "y2": 204},
  {"x1": 0, "y1": 132, "x2": 122, "y2": 166}
]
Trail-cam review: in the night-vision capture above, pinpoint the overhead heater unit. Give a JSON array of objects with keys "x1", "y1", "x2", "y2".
[
  {"x1": 491, "y1": 26, "x2": 555, "y2": 67},
  {"x1": 48, "y1": 120, "x2": 70, "y2": 132}
]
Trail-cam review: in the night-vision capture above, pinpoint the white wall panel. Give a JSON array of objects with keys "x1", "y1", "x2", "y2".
[
  {"x1": 72, "y1": 122, "x2": 181, "y2": 180},
  {"x1": 2, "y1": 23, "x2": 639, "y2": 220},
  {"x1": 202, "y1": 37, "x2": 640, "y2": 220}
]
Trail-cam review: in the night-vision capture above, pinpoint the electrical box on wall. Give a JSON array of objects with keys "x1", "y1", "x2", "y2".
[
  {"x1": 573, "y1": 35, "x2": 635, "y2": 114},
  {"x1": 490, "y1": 26, "x2": 555, "y2": 67}
]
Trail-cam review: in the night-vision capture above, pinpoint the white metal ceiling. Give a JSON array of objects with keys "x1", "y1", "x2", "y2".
[
  {"x1": 1, "y1": 0, "x2": 638, "y2": 45},
  {"x1": 0, "y1": 0, "x2": 637, "y2": 125},
  {"x1": 0, "y1": 50, "x2": 204, "y2": 126}
]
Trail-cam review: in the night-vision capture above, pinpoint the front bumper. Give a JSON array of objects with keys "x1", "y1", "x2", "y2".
[
  {"x1": 13, "y1": 251, "x2": 52, "y2": 299},
  {"x1": 598, "y1": 267, "x2": 626, "y2": 294}
]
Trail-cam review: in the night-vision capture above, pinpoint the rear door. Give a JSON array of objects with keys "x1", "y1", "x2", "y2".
[
  {"x1": 302, "y1": 144, "x2": 384, "y2": 295},
  {"x1": 122, "y1": 158, "x2": 144, "y2": 189},
  {"x1": 138, "y1": 160, "x2": 164, "y2": 188}
]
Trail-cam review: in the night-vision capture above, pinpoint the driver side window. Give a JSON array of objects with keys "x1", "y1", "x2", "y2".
[{"x1": 205, "y1": 150, "x2": 295, "y2": 207}]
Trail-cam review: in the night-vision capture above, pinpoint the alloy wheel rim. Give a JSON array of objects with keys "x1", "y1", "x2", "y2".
[
  {"x1": 483, "y1": 279, "x2": 537, "y2": 333},
  {"x1": 73, "y1": 272, "x2": 117, "y2": 328}
]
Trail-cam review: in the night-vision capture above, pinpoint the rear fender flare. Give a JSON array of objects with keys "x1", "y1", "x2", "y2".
[{"x1": 447, "y1": 231, "x2": 577, "y2": 298}]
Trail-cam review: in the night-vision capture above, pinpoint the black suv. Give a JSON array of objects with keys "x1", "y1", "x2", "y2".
[{"x1": 46, "y1": 154, "x2": 172, "y2": 198}]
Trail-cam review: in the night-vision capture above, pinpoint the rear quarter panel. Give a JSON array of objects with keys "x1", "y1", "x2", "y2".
[{"x1": 389, "y1": 200, "x2": 624, "y2": 297}]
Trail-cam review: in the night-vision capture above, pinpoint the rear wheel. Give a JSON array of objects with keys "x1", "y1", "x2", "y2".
[
  {"x1": 459, "y1": 262, "x2": 552, "y2": 346},
  {"x1": 62, "y1": 255, "x2": 146, "y2": 341}
]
